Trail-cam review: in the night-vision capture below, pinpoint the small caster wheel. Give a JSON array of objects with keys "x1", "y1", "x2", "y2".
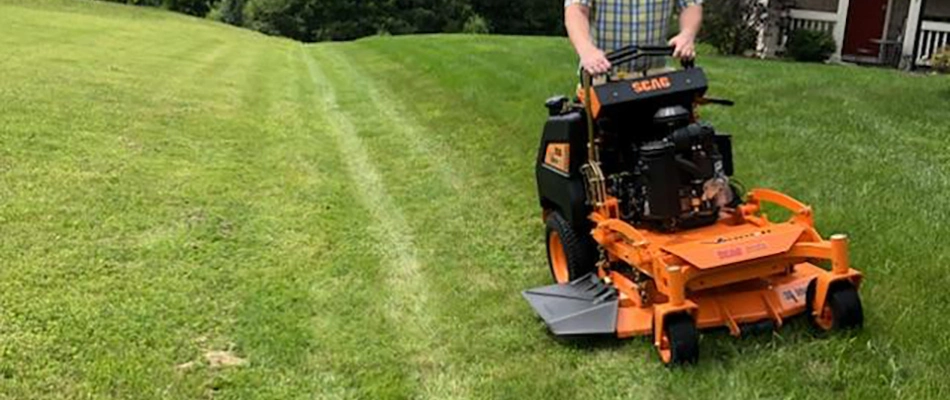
[
  {"x1": 658, "y1": 313, "x2": 699, "y2": 365},
  {"x1": 807, "y1": 280, "x2": 864, "y2": 331}
]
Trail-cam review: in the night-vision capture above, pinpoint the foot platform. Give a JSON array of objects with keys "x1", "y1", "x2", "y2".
[{"x1": 522, "y1": 273, "x2": 619, "y2": 336}]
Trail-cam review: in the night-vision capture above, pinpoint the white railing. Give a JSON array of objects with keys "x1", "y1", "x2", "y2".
[
  {"x1": 917, "y1": 20, "x2": 950, "y2": 66},
  {"x1": 780, "y1": 9, "x2": 837, "y2": 49}
]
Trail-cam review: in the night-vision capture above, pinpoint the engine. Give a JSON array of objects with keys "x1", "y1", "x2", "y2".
[
  {"x1": 536, "y1": 66, "x2": 736, "y2": 233},
  {"x1": 601, "y1": 106, "x2": 735, "y2": 232}
]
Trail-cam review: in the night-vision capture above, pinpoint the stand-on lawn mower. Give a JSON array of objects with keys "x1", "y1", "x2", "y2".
[{"x1": 523, "y1": 45, "x2": 864, "y2": 365}]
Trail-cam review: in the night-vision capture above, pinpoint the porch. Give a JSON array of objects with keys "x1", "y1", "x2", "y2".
[{"x1": 760, "y1": 0, "x2": 950, "y2": 68}]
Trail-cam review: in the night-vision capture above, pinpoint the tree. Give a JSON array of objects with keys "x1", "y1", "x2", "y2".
[
  {"x1": 102, "y1": 0, "x2": 214, "y2": 17},
  {"x1": 208, "y1": 0, "x2": 246, "y2": 25},
  {"x1": 162, "y1": 0, "x2": 215, "y2": 16},
  {"x1": 104, "y1": 0, "x2": 568, "y2": 42},
  {"x1": 469, "y1": 0, "x2": 562, "y2": 35},
  {"x1": 241, "y1": 0, "x2": 318, "y2": 41}
]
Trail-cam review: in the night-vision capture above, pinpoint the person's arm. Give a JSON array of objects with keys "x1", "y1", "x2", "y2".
[
  {"x1": 565, "y1": 2, "x2": 611, "y2": 75},
  {"x1": 669, "y1": 2, "x2": 703, "y2": 59}
]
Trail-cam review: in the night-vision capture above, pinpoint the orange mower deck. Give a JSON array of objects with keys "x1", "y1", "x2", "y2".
[{"x1": 523, "y1": 189, "x2": 864, "y2": 364}]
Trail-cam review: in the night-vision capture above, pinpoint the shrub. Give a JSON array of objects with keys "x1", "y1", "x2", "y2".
[
  {"x1": 785, "y1": 29, "x2": 836, "y2": 62},
  {"x1": 462, "y1": 14, "x2": 491, "y2": 35},
  {"x1": 931, "y1": 46, "x2": 950, "y2": 73}
]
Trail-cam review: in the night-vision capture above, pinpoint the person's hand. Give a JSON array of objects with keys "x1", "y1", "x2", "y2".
[
  {"x1": 580, "y1": 47, "x2": 611, "y2": 75},
  {"x1": 669, "y1": 32, "x2": 697, "y2": 59}
]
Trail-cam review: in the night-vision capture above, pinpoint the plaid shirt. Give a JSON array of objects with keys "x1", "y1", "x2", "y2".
[{"x1": 566, "y1": 0, "x2": 703, "y2": 71}]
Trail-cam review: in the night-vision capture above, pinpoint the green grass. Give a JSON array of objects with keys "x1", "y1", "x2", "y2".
[{"x1": 2, "y1": 0, "x2": 950, "y2": 398}]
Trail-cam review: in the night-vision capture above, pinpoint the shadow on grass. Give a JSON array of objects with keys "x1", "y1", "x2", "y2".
[
  {"x1": 697, "y1": 315, "x2": 866, "y2": 366},
  {"x1": 534, "y1": 313, "x2": 864, "y2": 367},
  {"x1": 550, "y1": 333, "x2": 631, "y2": 351}
]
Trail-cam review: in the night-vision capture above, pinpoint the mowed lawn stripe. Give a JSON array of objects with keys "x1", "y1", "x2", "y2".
[
  {"x1": 333, "y1": 39, "x2": 633, "y2": 400},
  {"x1": 315, "y1": 46, "x2": 464, "y2": 193},
  {"x1": 204, "y1": 44, "x2": 380, "y2": 399},
  {"x1": 312, "y1": 43, "x2": 608, "y2": 399},
  {"x1": 284, "y1": 45, "x2": 416, "y2": 399},
  {"x1": 1, "y1": 3, "x2": 389, "y2": 397},
  {"x1": 358, "y1": 36, "x2": 579, "y2": 134},
  {"x1": 0, "y1": 7, "x2": 321, "y2": 397},
  {"x1": 302, "y1": 45, "x2": 464, "y2": 399}
]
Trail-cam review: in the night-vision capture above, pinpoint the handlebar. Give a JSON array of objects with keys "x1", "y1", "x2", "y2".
[
  {"x1": 605, "y1": 44, "x2": 675, "y2": 66},
  {"x1": 579, "y1": 45, "x2": 695, "y2": 84}
]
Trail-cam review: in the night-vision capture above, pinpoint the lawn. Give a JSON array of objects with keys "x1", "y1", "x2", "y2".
[{"x1": 1, "y1": 0, "x2": 950, "y2": 398}]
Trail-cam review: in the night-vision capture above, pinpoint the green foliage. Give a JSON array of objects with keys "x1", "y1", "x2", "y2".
[
  {"x1": 235, "y1": 0, "x2": 477, "y2": 41},
  {"x1": 102, "y1": 0, "x2": 160, "y2": 7},
  {"x1": 462, "y1": 14, "x2": 490, "y2": 34},
  {"x1": 699, "y1": 0, "x2": 767, "y2": 55},
  {"x1": 931, "y1": 46, "x2": 950, "y2": 73},
  {"x1": 241, "y1": 0, "x2": 317, "y2": 41},
  {"x1": 207, "y1": 0, "x2": 244, "y2": 25},
  {"x1": 695, "y1": 42, "x2": 721, "y2": 56},
  {"x1": 103, "y1": 0, "x2": 213, "y2": 16},
  {"x1": 163, "y1": 0, "x2": 214, "y2": 15},
  {"x1": 469, "y1": 0, "x2": 561, "y2": 35},
  {"x1": 102, "y1": 0, "x2": 560, "y2": 41},
  {"x1": 785, "y1": 29, "x2": 836, "y2": 62}
]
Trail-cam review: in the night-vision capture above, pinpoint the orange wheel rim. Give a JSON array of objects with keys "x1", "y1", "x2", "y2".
[
  {"x1": 816, "y1": 305, "x2": 834, "y2": 330},
  {"x1": 549, "y1": 232, "x2": 569, "y2": 283}
]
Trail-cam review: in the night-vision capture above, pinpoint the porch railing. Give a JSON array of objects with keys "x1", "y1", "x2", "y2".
[
  {"x1": 780, "y1": 9, "x2": 837, "y2": 49},
  {"x1": 917, "y1": 20, "x2": 950, "y2": 66}
]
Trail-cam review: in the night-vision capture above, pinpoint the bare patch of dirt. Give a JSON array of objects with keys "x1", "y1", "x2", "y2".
[{"x1": 204, "y1": 350, "x2": 248, "y2": 368}]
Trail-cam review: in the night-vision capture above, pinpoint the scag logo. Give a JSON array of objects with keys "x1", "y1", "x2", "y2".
[
  {"x1": 632, "y1": 77, "x2": 672, "y2": 93},
  {"x1": 745, "y1": 242, "x2": 768, "y2": 253},
  {"x1": 716, "y1": 247, "x2": 743, "y2": 260}
]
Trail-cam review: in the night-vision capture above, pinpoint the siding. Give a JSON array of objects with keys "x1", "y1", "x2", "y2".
[
  {"x1": 794, "y1": 0, "x2": 838, "y2": 12},
  {"x1": 889, "y1": 0, "x2": 911, "y2": 41},
  {"x1": 924, "y1": 0, "x2": 950, "y2": 19}
]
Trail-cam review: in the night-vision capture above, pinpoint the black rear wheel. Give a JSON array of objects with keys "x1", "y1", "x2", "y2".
[{"x1": 544, "y1": 212, "x2": 597, "y2": 284}]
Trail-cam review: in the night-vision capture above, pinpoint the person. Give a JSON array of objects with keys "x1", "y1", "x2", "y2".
[{"x1": 564, "y1": 0, "x2": 703, "y2": 75}]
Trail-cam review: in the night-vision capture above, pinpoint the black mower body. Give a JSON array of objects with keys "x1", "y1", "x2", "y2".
[
  {"x1": 536, "y1": 67, "x2": 736, "y2": 232},
  {"x1": 536, "y1": 106, "x2": 591, "y2": 231}
]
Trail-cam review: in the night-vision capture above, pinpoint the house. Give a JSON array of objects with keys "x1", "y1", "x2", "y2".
[{"x1": 759, "y1": 0, "x2": 950, "y2": 68}]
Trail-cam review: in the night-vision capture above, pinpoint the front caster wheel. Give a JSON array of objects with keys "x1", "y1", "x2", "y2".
[
  {"x1": 806, "y1": 280, "x2": 864, "y2": 331},
  {"x1": 658, "y1": 313, "x2": 699, "y2": 365}
]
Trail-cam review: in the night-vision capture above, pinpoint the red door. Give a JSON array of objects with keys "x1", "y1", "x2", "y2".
[{"x1": 842, "y1": 0, "x2": 889, "y2": 58}]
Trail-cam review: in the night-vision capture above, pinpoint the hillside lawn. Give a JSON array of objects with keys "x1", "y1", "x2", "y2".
[{"x1": 2, "y1": 0, "x2": 950, "y2": 398}]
